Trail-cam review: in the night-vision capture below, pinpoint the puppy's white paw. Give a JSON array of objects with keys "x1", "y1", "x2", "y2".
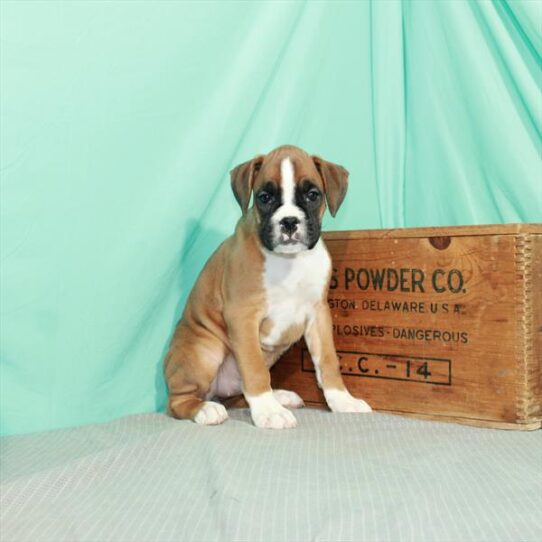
[
  {"x1": 246, "y1": 392, "x2": 298, "y2": 429},
  {"x1": 324, "y1": 389, "x2": 372, "y2": 413},
  {"x1": 194, "y1": 401, "x2": 229, "y2": 425},
  {"x1": 273, "y1": 389, "x2": 305, "y2": 409},
  {"x1": 253, "y1": 408, "x2": 297, "y2": 429}
]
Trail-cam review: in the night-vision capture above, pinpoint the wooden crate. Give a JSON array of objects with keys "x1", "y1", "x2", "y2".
[{"x1": 271, "y1": 224, "x2": 542, "y2": 430}]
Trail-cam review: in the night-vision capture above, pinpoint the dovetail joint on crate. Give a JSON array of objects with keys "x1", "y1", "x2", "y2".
[{"x1": 515, "y1": 234, "x2": 538, "y2": 422}]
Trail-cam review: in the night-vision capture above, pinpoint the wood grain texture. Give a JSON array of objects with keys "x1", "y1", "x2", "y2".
[
  {"x1": 323, "y1": 223, "x2": 542, "y2": 240},
  {"x1": 270, "y1": 224, "x2": 542, "y2": 430}
]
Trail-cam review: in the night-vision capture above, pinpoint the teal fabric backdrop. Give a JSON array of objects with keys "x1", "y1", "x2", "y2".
[{"x1": 1, "y1": 0, "x2": 541, "y2": 436}]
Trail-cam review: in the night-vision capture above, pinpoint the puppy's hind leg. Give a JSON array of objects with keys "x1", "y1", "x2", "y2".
[
  {"x1": 164, "y1": 335, "x2": 228, "y2": 426},
  {"x1": 168, "y1": 389, "x2": 228, "y2": 425}
]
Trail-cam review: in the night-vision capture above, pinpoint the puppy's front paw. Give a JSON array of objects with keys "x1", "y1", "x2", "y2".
[
  {"x1": 247, "y1": 392, "x2": 298, "y2": 429},
  {"x1": 253, "y1": 408, "x2": 297, "y2": 429},
  {"x1": 194, "y1": 401, "x2": 229, "y2": 425},
  {"x1": 324, "y1": 389, "x2": 372, "y2": 413}
]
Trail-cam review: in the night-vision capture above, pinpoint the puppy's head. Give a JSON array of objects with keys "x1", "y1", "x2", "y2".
[{"x1": 230, "y1": 145, "x2": 348, "y2": 254}]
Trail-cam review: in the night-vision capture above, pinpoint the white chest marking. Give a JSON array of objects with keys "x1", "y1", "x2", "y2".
[
  {"x1": 209, "y1": 240, "x2": 330, "y2": 401},
  {"x1": 261, "y1": 239, "x2": 331, "y2": 346}
]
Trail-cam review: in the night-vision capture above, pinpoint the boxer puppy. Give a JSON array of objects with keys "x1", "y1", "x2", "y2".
[{"x1": 164, "y1": 145, "x2": 371, "y2": 429}]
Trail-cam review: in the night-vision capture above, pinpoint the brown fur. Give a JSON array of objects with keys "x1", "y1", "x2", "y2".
[{"x1": 164, "y1": 145, "x2": 349, "y2": 421}]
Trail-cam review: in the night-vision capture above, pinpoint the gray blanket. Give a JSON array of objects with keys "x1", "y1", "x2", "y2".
[{"x1": 1, "y1": 410, "x2": 541, "y2": 542}]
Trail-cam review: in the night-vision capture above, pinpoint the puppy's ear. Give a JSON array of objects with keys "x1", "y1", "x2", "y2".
[
  {"x1": 230, "y1": 155, "x2": 264, "y2": 214},
  {"x1": 312, "y1": 156, "x2": 349, "y2": 217}
]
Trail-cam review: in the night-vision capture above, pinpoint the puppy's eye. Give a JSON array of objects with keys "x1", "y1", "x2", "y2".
[
  {"x1": 306, "y1": 189, "x2": 320, "y2": 202},
  {"x1": 258, "y1": 192, "x2": 273, "y2": 204}
]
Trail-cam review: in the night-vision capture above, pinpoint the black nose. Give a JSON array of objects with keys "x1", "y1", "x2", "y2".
[{"x1": 280, "y1": 216, "x2": 299, "y2": 234}]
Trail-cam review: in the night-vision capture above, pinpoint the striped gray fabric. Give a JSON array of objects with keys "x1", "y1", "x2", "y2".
[{"x1": 1, "y1": 410, "x2": 541, "y2": 542}]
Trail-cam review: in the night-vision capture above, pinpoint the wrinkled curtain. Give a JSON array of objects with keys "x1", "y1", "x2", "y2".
[{"x1": 1, "y1": 0, "x2": 540, "y2": 435}]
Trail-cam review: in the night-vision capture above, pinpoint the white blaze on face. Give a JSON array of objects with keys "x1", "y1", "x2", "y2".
[{"x1": 272, "y1": 157, "x2": 306, "y2": 253}]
